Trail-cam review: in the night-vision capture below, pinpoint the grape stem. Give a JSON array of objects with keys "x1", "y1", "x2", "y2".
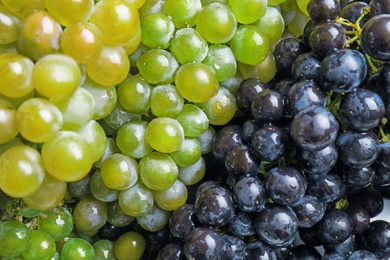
[
  {"x1": 378, "y1": 117, "x2": 390, "y2": 143},
  {"x1": 326, "y1": 91, "x2": 347, "y2": 130}
]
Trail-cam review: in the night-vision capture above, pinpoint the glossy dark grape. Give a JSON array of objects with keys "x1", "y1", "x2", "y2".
[
  {"x1": 345, "y1": 204, "x2": 371, "y2": 234},
  {"x1": 323, "y1": 234, "x2": 355, "y2": 255},
  {"x1": 363, "y1": 72, "x2": 389, "y2": 102},
  {"x1": 235, "y1": 78, "x2": 268, "y2": 113},
  {"x1": 343, "y1": 165, "x2": 375, "y2": 193},
  {"x1": 348, "y1": 250, "x2": 378, "y2": 260},
  {"x1": 340, "y1": 2, "x2": 370, "y2": 29},
  {"x1": 274, "y1": 38, "x2": 307, "y2": 78},
  {"x1": 168, "y1": 204, "x2": 199, "y2": 241},
  {"x1": 303, "y1": 20, "x2": 316, "y2": 47},
  {"x1": 157, "y1": 243, "x2": 185, "y2": 260},
  {"x1": 317, "y1": 208, "x2": 354, "y2": 244},
  {"x1": 376, "y1": 141, "x2": 390, "y2": 168},
  {"x1": 212, "y1": 125, "x2": 243, "y2": 163},
  {"x1": 195, "y1": 180, "x2": 219, "y2": 198},
  {"x1": 347, "y1": 187, "x2": 384, "y2": 218},
  {"x1": 241, "y1": 119, "x2": 261, "y2": 144},
  {"x1": 244, "y1": 241, "x2": 278, "y2": 260},
  {"x1": 370, "y1": 0, "x2": 390, "y2": 16},
  {"x1": 373, "y1": 165, "x2": 390, "y2": 190},
  {"x1": 289, "y1": 244, "x2": 322, "y2": 259},
  {"x1": 306, "y1": 172, "x2": 343, "y2": 203},
  {"x1": 322, "y1": 252, "x2": 348, "y2": 260},
  {"x1": 360, "y1": 220, "x2": 390, "y2": 252},
  {"x1": 297, "y1": 143, "x2": 338, "y2": 175},
  {"x1": 299, "y1": 224, "x2": 324, "y2": 247},
  {"x1": 224, "y1": 145, "x2": 259, "y2": 178},
  {"x1": 222, "y1": 234, "x2": 246, "y2": 260},
  {"x1": 291, "y1": 52, "x2": 321, "y2": 81},
  {"x1": 291, "y1": 194, "x2": 326, "y2": 228},
  {"x1": 228, "y1": 210, "x2": 256, "y2": 237},
  {"x1": 339, "y1": 88, "x2": 385, "y2": 131},
  {"x1": 379, "y1": 62, "x2": 390, "y2": 95},
  {"x1": 232, "y1": 176, "x2": 266, "y2": 212},
  {"x1": 307, "y1": 0, "x2": 341, "y2": 22},
  {"x1": 309, "y1": 22, "x2": 346, "y2": 58},
  {"x1": 251, "y1": 89, "x2": 284, "y2": 124}
]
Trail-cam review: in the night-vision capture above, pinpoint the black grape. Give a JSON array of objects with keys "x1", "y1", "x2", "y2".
[
  {"x1": 345, "y1": 204, "x2": 371, "y2": 234},
  {"x1": 289, "y1": 244, "x2": 322, "y2": 259},
  {"x1": 241, "y1": 119, "x2": 261, "y2": 144},
  {"x1": 291, "y1": 52, "x2": 321, "y2": 81},
  {"x1": 228, "y1": 210, "x2": 256, "y2": 237},
  {"x1": 340, "y1": 1, "x2": 371, "y2": 29},
  {"x1": 244, "y1": 241, "x2": 278, "y2": 259},
  {"x1": 225, "y1": 145, "x2": 259, "y2": 178},
  {"x1": 296, "y1": 143, "x2": 338, "y2": 175},
  {"x1": 307, "y1": 0, "x2": 341, "y2": 23},
  {"x1": 290, "y1": 194, "x2": 326, "y2": 228},
  {"x1": 306, "y1": 172, "x2": 343, "y2": 203},
  {"x1": 348, "y1": 250, "x2": 378, "y2": 260},
  {"x1": 222, "y1": 234, "x2": 246, "y2": 260},
  {"x1": 343, "y1": 165, "x2": 375, "y2": 193},
  {"x1": 168, "y1": 204, "x2": 199, "y2": 241},
  {"x1": 317, "y1": 208, "x2": 354, "y2": 244},
  {"x1": 360, "y1": 220, "x2": 390, "y2": 252},
  {"x1": 251, "y1": 89, "x2": 284, "y2": 124},
  {"x1": 157, "y1": 243, "x2": 185, "y2": 260},
  {"x1": 347, "y1": 187, "x2": 384, "y2": 218},
  {"x1": 235, "y1": 78, "x2": 268, "y2": 113},
  {"x1": 309, "y1": 21, "x2": 346, "y2": 58},
  {"x1": 232, "y1": 176, "x2": 266, "y2": 212},
  {"x1": 212, "y1": 125, "x2": 243, "y2": 163},
  {"x1": 274, "y1": 38, "x2": 308, "y2": 78},
  {"x1": 370, "y1": 0, "x2": 390, "y2": 15},
  {"x1": 323, "y1": 234, "x2": 355, "y2": 256}
]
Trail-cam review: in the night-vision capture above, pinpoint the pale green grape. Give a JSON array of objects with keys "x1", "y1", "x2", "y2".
[
  {"x1": 2, "y1": 0, "x2": 46, "y2": 19},
  {"x1": 202, "y1": 0, "x2": 228, "y2": 4},
  {"x1": 163, "y1": 0, "x2": 202, "y2": 28},
  {"x1": 139, "y1": 0, "x2": 164, "y2": 17},
  {"x1": 175, "y1": 104, "x2": 209, "y2": 138},
  {"x1": 37, "y1": 206, "x2": 74, "y2": 241},
  {"x1": 140, "y1": 12, "x2": 175, "y2": 49},
  {"x1": 0, "y1": 100, "x2": 18, "y2": 144},
  {"x1": 197, "y1": 125, "x2": 216, "y2": 154},
  {"x1": 280, "y1": 0, "x2": 298, "y2": 11},
  {"x1": 252, "y1": 6, "x2": 285, "y2": 44},
  {"x1": 90, "y1": 169, "x2": 120, "y2": 202},
  {"x1": 136, "y1": 204, "x2": 171, "y2": 232},
  {"x1": 228, "y1": 0, "x2": 267, "y2": 24},
  {"x1": 153, "y1": 179, "x2": 188, "y2": 211},
  {"x1": 297, "y1": 0, "x2": 310, "y2": 15},
  {"x1": 268, "y1": 0, "x2": 287, "y2": 5},
  {"x1": 146, "y1": 117, "x2": 184, "y2": 153},
  {"x1": 60, "y1": 238, "x2": 95, "y2": 260},
  {"x1": 150, "y1": 84, "x2": 184, "y2": 118},
  {"x1": 93, "y1": 240, "x2": 116, "y2": 260},
  {"x1": 238, "y1": 51, "x2": 277, "y2": 83},
  {"x1": 202, "y1": 44, "x2": 237, "y2": 82},
  {"x1": 103, "y1": 103, "x2": 142, "y2": 130},
  {"x1": 117, "y1": 74, "x2": 151, "y2": 114},
  {"x1": 170, "y1": 138, "x2": 202, "y2": 167},
  {"x1": 178, "y1": 156, "x2": 206, "y2": 185},
  {"x1": 119, "y1": 182, "x2": 154, "y2": 217},
  {"x1": 107, "y1": 200, "x2": 135, "y2": 227},
  {"x1": 121, "y1": 23, "x2": 142, "y2": 56},
  {"x1": 73, "y1": 196, "x2": 108, "y2": 232},
  {"x1": 46, "y1": 0, "x2": 94, "y2": 26},
  {"x1": 287, "y1": 9, "x2": 310, "y2": 38},
  {"x1": 77, "y1": 120, "x2": 107, "y2": 163},
  {"x1": 219, "y1": 70, "x2": 243, "y2": 94},
  {"x1": 129, "y1": 42, "x2": 150, "y2": 67},
  {"x1": 22, "y1": 230, "x2": 56, "y2": 260},
  {"x1": 0, "y1": 90, "x2": 34, "y2": 109},
  {"x1": 93, "y1": 137, "x2": 121, "y2": 169}
]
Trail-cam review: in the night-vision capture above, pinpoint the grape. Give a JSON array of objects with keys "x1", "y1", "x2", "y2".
[
  {"x1": 140, "y1": 13, "x2": 175, "y2": 49},
  {"x1": 307, "y1": 0, "x2": 341, "y2": 23},
  {"x1": 114, "y1": 232, "x2": 145, "y2": 260},
  {"x1": 178, "y1": 157, "x2": 206, "y2": 185},
  {"x1": 370, "y1": 0, "x2": 390, "y2": 15},
  {"x1": 290, "y1": 195, "x2": 326, "y2": 228},
  {"x1": 251, "y1": 89, "x2": 284, "y2": 123},
  {"x1": 0, "y1": 100, "x2": 18, "y2": 144},
  {"x1": 136, "y1": 204, "x2": 171, "y2": 232},
  {"x1": 235, "y1": 77, "x2": 268, "y2": 113},
  {"x1": 225, "y1": 145, "x2": 259, "y2": 178},
  {"x1": 245, "y1": 241, "x2": 278, "y2": 259},
  {"x1": 107, "y1": 200, "x2": 135, "y2": 227},
  {"x1": 306, "y1": 172, "x2": 343, "y2": 203},
  {"x1": 297, "y1": 143, "x2": 338, "y2": 175},
  {"x1": 90, "y1": 170, "x2": 120, "y2": 202},
  {"x1": 228, "y1": 0, "x2": 267, "y2": 24},
  {"x1": 170, "y1": 138, "x2": 202, "y2": 167},
  {"x1": 1, "y1": 0, "x2": 46, "y2": 19},
  {"x1": 76, "y1": 120, "x2": 107, "y2": 163},
  {"x1": 175, "y1": 104, "x2": 209, "y2": 138},
  {"x1": 46, "y1": 0, "x2": 94, "y2": 27},
  {"x1": 61, "y1": 238, "x2": 95, "y2": 260},
  {"x1": 162, "y1": 0, "x2": 202, "y2": 28},
  {"x1": 202, "y1": 44, "x2": 237, "y2": 82},
  {"x1": 212, "y1": 124, "x2": 243, "y2": 162},
  {"x1": 73, "y1": 196, "x2": 108, "y2": 232},
  {"x1": 22, "y1": 229, "x2": 56, "y2": 260},
  {"x1": 238, "y1": 51, "x2": 277, "y2": 83},
  {"x1": 317, "y1": 208, "x2": 353, "y2": 244},
  {"x1": 150, "y1": 84, "x2": 184, "y2": 118},
  {"x1": 153, "y1": 179, "x2": 188, "y2": 211},
  {"x1": 93, "y1": 239, "x2": 116, "y2": 260},
  {"x1": 93, "y1": 137, "x2": 121, "y2": 169},
  {"x1": 170, "y1": 28, "x2": 208, "y2": 64},
  {"x1": 0, "y1": 220, "x2": 31, "y2": 257},
  {"x1": 117, "y1": 74, "x2": 151, "y2": 114},
  {"x1": 361, "y1": 14, "x2": 390, "y2": 61},
  {"x1": 103, "y1": 103, "x2": 141, "y2": 130},
  {"x1": 146, "y1": 117, "x2": 184, "y2": 153},
  {"x1": 197, "y1": 125, "x2": 216, "y2": 154},
  {"x1": 157, "y1": 243, "x2": 185, "y2": 260},
  {"x1": 121, "y1": 24, "x2": 142, "y2": 56},
  {"x1": 37, "y1": 206, "x2": 74, "y2": 241},
  {"x1": 273, "y1": 37, "x2": 307, "y2": 77},
  {"x1": 291, "y1": 52, "x2": 321, "y2": 82},
  {"x1": 233, "y1": 176, "x2": 266, "y2": 212},
  {"x1": 251, "y1": 6, "x2": 285, "y2": 44},
  {"x1": 119, "y1": 182, "x2": 154, "y2": 217}
]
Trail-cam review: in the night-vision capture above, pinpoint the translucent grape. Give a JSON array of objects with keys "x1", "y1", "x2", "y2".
[
  {"x1": 197, "y1": 125, "x2": 216, "y2": 154},
  {"x1": 140, "y1": 12, "x2": 175, "y2": 49},
  {"x1": 22, "y1": 229, "x2": 56, "y2": 260},
  {"x1": 93, "y1": 137, "x2": 121, "y2": 169},
  {"x1": 1, "y1": 0, "x2": 46, "y2": 19},
  {"x1": 77, "y1": 120, "x2": 107, "y2": 163},
  {"x1": 126, "y1": 0, "x2": 147, "y2": 9},
  {"x1": 103, "y1": 103, "x2": 142, "y2": 130},
  {"x1": 228, "y1": 0, "x2": 267, "y2": 24},
  {"x1": 114, "y1": 232, "x2": 145, "y2": 260},
  {"x1": 146, "y1": 117, "x2": 184, "y2": 153},
  {"x1": 163, "y1": 0, "x2": 202, "y2": 28},
  {"x1": 107, "y1": 200, "x2": 135, "y2": 227},
  {"x1": 202, "y1": 44, "x2": 237, "y2": 82},
  {"x1": 73, "y1": 196, "x2": 108, "y2": 232},
  {"x1": 93, "y1": 240, "x2": 116, "y2": 260},
  {"x1": 150, "y1": 84, "x2": 184, "y2": 118},
  {"x1": 136, "y1": 204, "x2": 171, "y2": 232},
  {"x1": 153, "y1": 179, "x2": 188, "y2": 211},
  {"x1": 251, "y1": 6, "x2": 285, "y2": 44},
  {"x1": 37, "y1": 206, "x2": 74, "y2": 241},
  {"x1": 119, "y1": 182, "x2": 154, "y2": 217},
  {"x1": 90, "y1": 169, "x2": 120, "y2": 202},
  {"x1": 175, "y1": 104, "x2": 209, "y2": 138},
  {"x1": 0, "y1": 220, "x2": 31, "y2": 257},
  {"x1": 117, "y1": 74, "x2": 151, "y2": 114},
  {"x1": 61, "y1": 238, "x2": 95, "y2": 260},
  {"x1": 0, "y1": 100, "x2": 18, "y2": 144},
  {"x1": 46, "y1": 0, "x2": 94, "y2": 26},
  {"x1": 237, "y1": 51, "x2": 277, "y2": 83},
  {"x1": 170, "y1": 138, "x2": 202, "y2": 167},
  {"x1": 121, "y1": 24, "x2": 142, "y2": 56},
  {"x1": 178, "y1": 156, "x2": 206, "y2": 185}
]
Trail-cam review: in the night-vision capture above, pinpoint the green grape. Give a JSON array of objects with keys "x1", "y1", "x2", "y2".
[
  {"x1": 129, "y1": 42, "x2": 150, "y2": 67},
  {"x1": 153, "y1": 179, "x2": 188, "y2": 211},
  {"x1": 116, "y1": 120, "x2": 153, "y2": 159},
  {"x1": 121, "y1": 24, "x2": 142, "y2": 56},
  {"x1": 280, "y1": 0, "x2": 298, "y2": 11},
  {"x1": 0, "y1": 7, "x2": 19, "y2": 44},
  {"x1": 137, "y1": 48, "x2": 179, "y2": 85},
  {"x1": 140, "y1": 12, "x2": 175, "y2": 49},
  {"x1": 86, "y1": 46, "x2": 130, "y2": 87},
  {"x1": 73, "y1": 196, "x2": 108, "y2": 232},
  {"x1": 195, "y1": 3, "x2": 237, "y2": 44},
  {"x1": 82, "y1": 77, "x2": 118, "y2": 120},
  {"x1": 118, "y1": 74, "x2": 151, "y2": 114},
  {"x1": 17, "y1": 11, "x2": 62, "y2": 61},
  {"x1": 46, "y1": 0, "x2": 94, "y2": 26},
  {"x1": 19, "y1": 202, "x2": 43, "y2": 218},
  {"x1": 0, "y1": 220, "x2": 31, "y2": 257},
  {"x1": 230, "y1": 25, "x2": 270, "y2": 66},
  {"x1": 197, "y1": 125, "x2": 216, "y2": 154},
  {"x1": 32, "y1": 54, "x2": 82, "y2": 101},
  {"x1": 67, "y1": 174, "x2": 93, "y2": 201},
  {"x1": 287, "y1": 9, "x2": 310, "y2": 38},
  {"x1": 90, "y1": 170, "x2": 120, "y2": 202},
  {"x1": 136, "y1": 204, "x2": 171, "y2": 232},
  {"x1": 195, "y1": 86, "x2": 237, "y2": 125},
  {"x1": 93, "y1": 240, "x2": 116, "y2": 260},
  {"x1": 228, "y1": 0, "x2": 267, "y2": 24},
  {"x1": 119, "y1": 182, "x2": 154, "y2": 217},
  {"x1": 126, "y1": 0, "x2": 147, "y2": 9},
  {"x1": 0, "y1": 100, "x2": 18, "y2": 144},
  {"x1": 163, "y1": 0, "x2": 202, "y2": 28},
  {"x1": 0, "y1": 90, "x2": 34, "y2": 108},
  {"x1": 107, "y1": 200, "x2": 135, "y2": 227},
  {"x1": 170, "y1": 138, "x2": 202, "y2": 167},
  {"x1": 296, "y1": 0, "x2": 310, "y2": 15},
  {"x1": 170, "y1": 28, "x2": 209, "y2": 64},
  {"x1": 150, "y1": 84, "x2": 184, "y2": 118},
  {"x1": 1, "y1": 0, "x2": 46, "y2": 18},
  {"x1": 146, "y1": 117, "x2": 184, "y2": 153},
  {"x1": 93, "y1": 137, "x2": 121, "y2": 169},
  {"x1": 139, "y1": 151, "x2": 179, "y2": 190},
  {"x1": 89, "y1": 0, "x2": 139, "y2": 46},
  {"x1": 22, "y1": 174, "x2": 66, "y2": 210},
  {"x1": 60, "y1": 238, "x2": 95, "y2": 260},
  {"x1": 252, "y1": 6, "x2": 285, "y2": 44},
  {"x1": 100, "y1": 153, "x2": 139, "y2": 190},
  {"x1": 202, "y1": 0, "x2": 228, "y2": 4},
  {"x1": 219, "y1": 70, "x2": 243, "y2": 94},
  {"x1": 103, "y1": 103, "x2": 142, "y2": 130},
  {"x1": 202, "y1": 44, "x2": 237, "y2": 82},
  {"x1": 41, "y1": 131, "x2": 93, "y2": 182},
  {"x1": 60, "y1": 22, "x2": 104, "y2": 64},
  {"x1": 175, "y1": 104, "x2": 209, "y2": 138},
  {"x1": 178, "y1": 156, "x2": 206, "y2": 185},
  {"x1": 175, "y1": 62, "x2": 219, "y2": 103},
  {"x1": 0, "y1": 53, "x2": 34, "y2": 98},
  {"x1": 0, "y1": 145, "x2": 45, "y2": 198},
  {"x1": 114, "y1": 232, "x2": 145, "y2": 260},
  {"x1": 238, "y1": 51, "x2": 277, "y2": 83},
  {"x1": 139, "y1": 0, "x2": 164, "y2": 17},
  {"x1": 22, "y1": 230, "x2": 56, "y2": 260},
  {"x1": 268, "y1": 0, "x2": 287, "y2": 5},
  {"x1": 77, "y1": 120, "x2": 107, "y2": 163}
]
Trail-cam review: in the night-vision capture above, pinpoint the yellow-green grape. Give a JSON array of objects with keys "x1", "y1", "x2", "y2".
[
  {"x1": 22, "y1": 174, "x2": 66, "y2": 210},
  {"x1": 139, "y1": 151, "x2": 179, "y2": 191},
  {"x1": 280, "y1": 0, "x2": 298, "y2": 11},
  {"x1": 0, "y1": 137, "x2": 23, "y2": 156},
  {"x1": 60, "y1": 238, "x2": 95, "y2": 260},
  {"x1": 119, "y1": 182, "x2": 154, "y2": 217},
  {"x1": 32, "y1": 54, "x2": 82, "y2": 101},
  {"x1": 22, "y1": 229, "x2": 56, "y2": 260},
  {"x1": 60, "y1": 22, "x2": 104, "y2": 64},
  {"x1": 107, "y1": 200, "x2": 135, "y2": 227},
  {"x1": 42, "y1": 131, "x2": 93, "y2": 182},
  {"x1": 202, "y1": 44, "x2": 237, "y2": 82},
  {"x1": 150, "y1": 84, "x2": 184, "y2": 118},
  {"x1": 52, "y1": 87, "x2": 95, "y2": 131},
  {"x1": 0, "y1": 220, "x2": 31, "y2": 257},
  {"x1": 163, "y1": 0, "x2": 202, "y2": 28},
  {"x1": 146, "y1": 117, "x2": 184, "y2": 153},
  {"x1": 37, "y1": 206, "x2": 74, "y2": 241},
  {"x1": 178, "y1": 156, "x2": 206, "y2": 185},
  {"x1": 175, "y1": 104, "x2": 209, "y2": 138},
  {"x1": 196, "y1": 86, "x2": 237, "y2": 125},
  {"x1": 140, "y1": 12, "x2": 175, "y2": 49},
  {"x1": 137, "y1": 48, "x2": 179, "y2": 85},
  {"x1": 287, "y1": 9, "x2": 310, "y2": 38},
  {"x1": 197, "y1": 125, "x2": 216, "y2": 153},
  {"x1": 230, "y1": 25, "x2": 270, "y2": 66},
  {"x1": 252, "y1": 6, "x2": 285, "y2": 44},
  {"x1": 170, "y1": 138, "x2": 202, "y2": 167},
  {"x1": 86, "y1": 46, "x2": 130, "y2": 87},
  {"x1": 16, "y1": 97, "x2": 62, "y2": 143},
  {"x1": 202, "y1": 0, "x2": 228, "y2": 4},
  {"x1": 89, "y1": 0, "x2": 140, "y2": 46},
  {"x1": 220, "y1": 70, "x2": 243, "y2": 94},
  {"x1": 170, "y1": 28, "x2": 208, "y2": 64},
  {"x1": 126, "y1": 0, "x2": 147, "y2": 9},
  {"x1": 136, "y1": 204, "x2": 171, "y2": 232},
  {"x1": 93, "y1": 137, "x2": 121, "y2": 169},
  {"x1": 118, "y1": 74, "x2": 151, "y2": 114},
  {"x1": 116, "y1": 120, "x2": 153, "y2": 159},
  {"x1": 228, "y1": 0, "x2": 267, "y2": 24},
  {"x1": 121, "y1": 24, "x2": 142, "y2": 56},
  {"x1": 1, "y1": 0, "x2": 46, "y2": 18},
  {"x1": 17, "y1": 11, "x2": 62, "y2": 61},
  {"x1": 175, "y1": 62, "x2": 219, "y2": 103},
  {"x1": 129, "y1": 42, "x2": 150, "y2": 67},
  {"x1": 195, "y1": 3, "x2": 237, "y2": 44},
  {"x1": 0, "y1": 100, "x2": 18, "y2": 144},
  {"x1": 81, "y1": 77, "x2": 118, "y2": 120},
  {"x1": 238, "y1": 51, "x2": 277, "y2": 83},
  {"x1": 77, "y1": 120, "x2": 107, "y2": 162},
  {"x1": 46, "y1": 0, "x2": 94, "y2": 26},
  {"x1": 0, "y1": 6, "x2": 20, "y2": 44},
  {"x1": 103, "y1": 103, "x2": 142, "y2": 130},
  {"x1": 93, "y1": 240, "x2": 117, "y2": 260},
  {"x1": 114, "y1": 232, "x2": 145, "y2": 260},
  {"x1": 153, "y1": 179, "x2": 188, "y2": 211},
  {"x1": 0, "y1": 145, "x2": 45, "y2": 198},
  {"x1": 100, "y1": 153, "x2": 139, "y2": 190},
  {"x1": 296, "y1": 0, "x2": 310, "y2": 15},
  {"x1": 73, "y1": 196, "x2": 108, "y2": 232},
  {"x1": 139, "y1": 0, "x2": 164, "y2": 17}
]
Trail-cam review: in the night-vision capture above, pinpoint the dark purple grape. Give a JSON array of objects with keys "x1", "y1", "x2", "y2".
[
  {"x1": 374, "y1": 250, "x2": 390, "y2": 259},
  {"x1": 264, "y1": 166, "x2": 307, "y2": 206},
  {"x1": 345, "y1": 204, "x2": 371, "y2": 234},
  {"x1": 212, "y1": 125, "x2": 243, "y2": 163},
  {"x1": 347, "y1": 187, "x2": 384, "y2": 218},
  {"x1": 323, "y1": 235, "x2": 355, "y2": 256},
  {"x1": 319, "y1": 49, "x2": 368, "y2": 93},
  {"x1": 169, "y1": 204, "x2": 199, "y2": 240},
  {"x1": 222, "y1": 235, "x2": 246, "y2": 260},
  {"x1": 195, "y1": 180, "x2": 219, "y2": 198},
  {"x1": 251, "y1": 89, "x2": 284, "y2": 124},
  {"x1": 360, "y1": 220, "x2": 390, "y2": 252},
  {"x1": 297, "y1": 143, "x2": 338, "y2": 175},
  {"x1": 373, "y1": 165, "x2": 390, "y2": 188},
  {"x1": 317, "y1": 208, "x2": 354, "y2": 245},
  {"x1": 194, "y1": 186, "x2": 235, "y2": 227},
  {"x1": 157, "y1": 243, "x2": 186, "y2": 260},
  {"x1": 306, "y1": 172, "x2": 343, "y2": 203},
  {"x1": 343, "y1": 165, "x2": 375, "y2": 193},
  {"x1": 303, "y1": 20, "x2": 316, "y2": 47},
  {"x1": 224, "y1": 145, "x2": 259, "y2": 178},
  {"x1": 348, "y1": 250, "x2": 378, "y2": 259},
  {"x1": 363, "y1": 72, "x2": 389, "y2": 102},
  {"x1": 339, "y1": 88, "x2": 385, "y2": 131},
  {"x1": 290, "y1": 106, "x2": 339, "y2": 152},
  {"x1": 228, "y1": 211, "x2": 256, "y2": 237},
  {"x1": 340, "y1": 2, "x2": 371, "y2": 29},
  {"x1": 309, "y1": 22, "x2": 346, "y2": 58},
  {"x1": 244, "y1": 241, "x2": 278, "y2": 260},
  {"x1": 376, "y1": 141, "x2": 390, "y2": 169},
  {"x1": 370, "y1": 0, "x2": 390, "y2": 16},
  {"x1": 307, "y1": 0, "x2": 341, "y2": 22},
  {"x1": 254, "y1": 204, "x2": 299, "y2": 247},
  {"x1": 274, "y1": 38, "x2": 308, "y2": 78},
  {"x1": 183, "y1": 227, "x2": 226, "y2": 260},
  {"x1": 233, "y1": 176, "x2": 266, "y2": 212},
  {"x1": 322, "y1": 252, "x2": 347, "y2": 260},
  {"x1": 241, "y1": 119, "x2": 261, "y2": 144},
  {"x1": 290, "y1": 195, "x2": 326, "y2": 228},
  {"x1": 235, "y1": 78, "x2": 268, "y2": 113},
  {"x1": 379, "y1": 62, "x2": 390, "y2": 95},
  {"x1": 360, "y1": 14, "x2": 390, "y2": 61},
  {"x1": 291, "y1": 52, "x2": 321, "y2": 81},
  {"x1": 289, "y1": 244, "x2": 322, "y2": 259},
  {"x1": 145, "y1": 226, "x2": 172, "y2": 257},
  {"x1": 336, "y1": 130, "x2": 380, "y2": 168},
  {"x1": 299, "y1": 225, "x2": 324, "y2": 247}
]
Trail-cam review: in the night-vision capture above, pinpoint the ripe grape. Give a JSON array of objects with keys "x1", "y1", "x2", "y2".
[
  {"x1": 162, "y1": 0, "x2": 202, "y2": 28},
  {"x1": 0, "y1": 220, "x2": 31, "y2": 257},
  {"x1": 140, "y1": 13, "x2": 175, "y2": 49},
  {"x1": 361, "y1": 14, "x2": 390, "y2": 61},
  {"x1": 61, "y1": 238, "x2": 95, "y2": 259},
  {"x1": 46, "y1": 0, "x2": 94, "y2": 27}
]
